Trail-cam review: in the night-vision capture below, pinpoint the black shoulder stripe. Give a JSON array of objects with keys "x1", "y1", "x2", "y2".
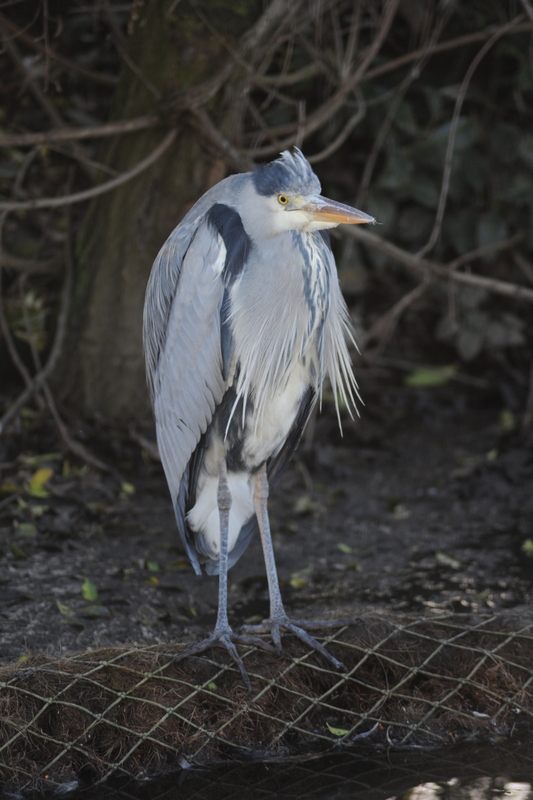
[{"x1": 207, "y1": 203, "x2": 252, "y2": 285}]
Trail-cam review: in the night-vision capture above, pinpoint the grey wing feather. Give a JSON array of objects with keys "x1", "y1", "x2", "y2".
[{"x1": 143, "y1": 219, "x2": 228, "y2": 508}]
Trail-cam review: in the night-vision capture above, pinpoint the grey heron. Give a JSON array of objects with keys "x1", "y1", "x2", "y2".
[{"x1": 143, "y1": 148, "x2": 374, "y2": 687}]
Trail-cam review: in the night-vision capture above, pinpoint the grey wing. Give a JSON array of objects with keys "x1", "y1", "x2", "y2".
[{"x1": 143, "y1": 218, "x2": 228, "y2": 519}]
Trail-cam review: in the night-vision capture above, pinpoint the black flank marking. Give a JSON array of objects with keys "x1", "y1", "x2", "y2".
[
  {"x1": 207, "y1": 203, "x2": 251, "y2": 286},
  {"x1": 220, "y1": 288, "x2": 234, "y2": 380}
]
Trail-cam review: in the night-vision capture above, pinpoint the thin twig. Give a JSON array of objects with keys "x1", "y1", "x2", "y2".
[
  {"x1": 523, "y1": 360, "x2": 533, "y2": 433},
  {"x1": 446, "y1": 237, "x2": 523, "y2": 271},
  {"x1": 188, "y1": 110, "x2": 253, "y2": 172},
  {"x1": 513, "y1": 252, "x2": 533, "y2": 287},
  {"x1": 356, "y1": 2, "x2": 453, "y2": 206},
  {"x1": 243, "y1": 0, "x2": 401, "y2": 158},
  {"x1": 417, "y1": 14, "x2": 525, "y2": 258},
  {"x1": 0, "y1": 130, "x2": 177, "y2": 212},
  {"x1": 308, "y1": 90, "x2": 366, "y2": 164},
  {"x1": 0, "y1": 252, "x2": 57, "y2": 274},
  {"x1": 361, "y1": 282, "x2": 428, "y2": 360},
  {"x1": 0, "y1": 11, "x2": 117, "y2": 86},
  {"x1": 343, "y1": 227, "x2": 532, "y2": 302},
  {"x1": 519, "y1": 0, "x2": 533, "y2": 23},
  {"x1": 364, "y1": 21, "x2": 533, "y2": 83},
  {"x1": 0, "y1": 195, "x2": 74, "y2": 434},
  {"x1": 13, "y1": 227, "x2": 112, "y2": 472},
  {"x1": 0, "y1": 213, "x2": 36, "y2": 392},
  {"x1": 248, "y1": 21, "x2": 533, "y2": 144},
  {"x1": 0, "y1": 114, "x2": 159, "y2": 148},
  {"x1": 0, "y1": 21, "x2": 65, "y2": 129}
]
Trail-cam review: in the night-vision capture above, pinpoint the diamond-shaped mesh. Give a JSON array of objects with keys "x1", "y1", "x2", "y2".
[{"x1": 0, "y1": 612, "x2": 532, "y2": 794}]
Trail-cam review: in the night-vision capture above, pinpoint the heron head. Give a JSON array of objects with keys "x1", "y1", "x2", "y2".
[{"x1": 250, "y1": 148, "x2": 375, "y2": 235}]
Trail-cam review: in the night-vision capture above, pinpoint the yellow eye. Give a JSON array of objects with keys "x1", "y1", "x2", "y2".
[{"x1": 278, "y1": 194, "x2": 289, "y2": 205}]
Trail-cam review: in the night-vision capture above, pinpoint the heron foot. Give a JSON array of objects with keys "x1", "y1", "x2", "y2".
[
  {"x1": 240, "y1": 616, "x2": 346, "y2": 671},
  {"x1": 172, "y1": 628, "x2": 276, "y2": 692}
]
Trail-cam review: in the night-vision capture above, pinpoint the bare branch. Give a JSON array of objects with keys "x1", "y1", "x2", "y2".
[
  {"x1": 519, "y1": 0, "x2": 533, "y2": 23},
  {"x1": 245, "y1": 0, "x2": 401, "y2": 158},
  {"x1": 361, "y1": 282, "x2": 429, "y2": 361},
  {"x1": 343, "y1": 227, "x2": 532, "y2": 303},
  {"x1": 356, "y1": 2, "x2": 454, "y2": 206},
  {"x1": 1, "y1": 198, "x2": 72, "y2": 435},
  {"x1": 417, "y1": 14, "x2": 525, "y2": 258},
  {"x1": 0, "y1": 20, "x2": 65, "y2": 129},
  {"x1": 254, "y1": 62, "x2": 323, "y2": 87},
  {"x1": 513, "y1": 252, "x2": 533, "y2": 287},
  {"x1": 0, "y1": 130, "x2": 177, "y2": 212},
  {"x1": 0, "y1": 252, "x2": 57, "y2": 274},
  {"x1": 188, "y1": 110, "x2": 253, "y2": 172},
  {"x1": 308, "y1": 91, "x2": 366, "y2": 164},
  {"x1": 0, "y1": 114, "x2": 159, "y2": 148},
  {"x1": 0, "y1": 11, "x2": 117, "y2": 86}
]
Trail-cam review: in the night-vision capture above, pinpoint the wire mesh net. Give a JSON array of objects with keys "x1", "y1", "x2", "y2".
[{"x1": 1, "y1": 611, "x2": 532, "y2": 795}]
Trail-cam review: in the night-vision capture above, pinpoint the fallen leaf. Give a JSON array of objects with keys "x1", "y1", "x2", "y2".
[
  {"x1": 326, "y1": 722, "x2": 350, "y2": 737},
  {"x1": 15, "y1": 522, "x2": 37, "y2": 538},
  {"x1": 337, "y1": 543, "x2": 352, "y2": 554},
  {"x1": 404, "y1": 364, "x2": 456, "y2": 387},
  {"x1": 522, "y1": 539, "x2": 533, "y2": 557},
  {"x1": 9, "y1": 543, "x2": 26, "y2": 559},
  {"x1": 81, "y1": 579, "x2": 98, "y2": 601},
  {"x1": 27, "y1": 467, "x2": 53, "y2": 498},
  {"x1": 56, "y1": 599, "x2": 74, "y2": 616}
]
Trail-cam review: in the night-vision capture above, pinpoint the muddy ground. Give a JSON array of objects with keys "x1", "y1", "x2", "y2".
[{"x1": 0, "y1": 378, "x2": 532, "y2": 664}]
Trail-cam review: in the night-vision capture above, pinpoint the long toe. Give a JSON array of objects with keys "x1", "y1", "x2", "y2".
[
  {"x1": 172, "y1": 630, "x2": 276, "y2": 691},
  {"x1": 241, "y1": 617, "x2": 346, "y2": 671}
]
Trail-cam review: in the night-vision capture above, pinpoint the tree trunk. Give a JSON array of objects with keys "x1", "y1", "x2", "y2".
[{"x1": 60, "y1": 0, "x2": 258, "y2": 419}]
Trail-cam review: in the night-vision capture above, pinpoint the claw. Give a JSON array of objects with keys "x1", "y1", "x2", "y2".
[
  {"x1": 240, "y1": 617, "x2": 346, "y2": 671},
  {"x1": 172, "y1": 628, "x2": 276, "y2": 691}
]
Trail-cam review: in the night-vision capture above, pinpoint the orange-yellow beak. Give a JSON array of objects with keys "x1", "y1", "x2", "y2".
[{"x1": 299, "y1": 195, "x2": 375, "y2": 225}]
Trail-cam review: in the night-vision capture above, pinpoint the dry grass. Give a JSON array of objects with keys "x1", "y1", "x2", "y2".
[{"x1": 0, "y1": 612, "x2": 532, "y2": 794}]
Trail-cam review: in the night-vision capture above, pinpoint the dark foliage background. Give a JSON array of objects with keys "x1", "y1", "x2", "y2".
[{"x1": 0, "y1": 0, "x2": 532, "y2": 435}]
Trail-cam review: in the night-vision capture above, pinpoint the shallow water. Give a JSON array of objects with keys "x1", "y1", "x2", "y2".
[{"x1": 59, "y1": 743, "x2": 533, "y2": 800}]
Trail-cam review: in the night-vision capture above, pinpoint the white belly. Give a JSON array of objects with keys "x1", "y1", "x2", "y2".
[{"x1": 186, "y1": 362, "x2": 309, "y2": 560}]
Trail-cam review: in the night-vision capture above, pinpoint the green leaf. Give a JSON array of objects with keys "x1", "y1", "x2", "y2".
[
  {"x1": 499, "y1": 409, "x2": 515, "y2": 433},
  {"x1": 16, "y1": 522, "x2": 37, "y2": 538},
  {"x1": 9, "y1": 543, "x2": 26, "y2": 559},
  {"x1": 404, "y1": 365, "x2": 456, "y2": 387},
  {"x1": 56, "y1": 599, "x2": 74, "y2": 616},
  {"x1": 81, "y1": 579, "x2": 98, "y2": 601},
  {"x1": 337, "y1": 543, "x2": 353, "y2": 554},
  {"x1": 19, "y1": 453, "x2": 61, "y2": 466},
  {"x1": 27, "y1": 467, "x2": 53, "y2": 498},
  {"x1": 146, "y1": 561, "x2": 160, "y2": 572},
  {"x1": 293, "y1": 495, "x2": 319, "y2": 516},
  {"x1": 121, "y1": 481, "x2": 136, "y2": 495},
  {"x1": 521, "y1": 539, "x2": 533, "y2": 557},
  {"x1": 326, "y1": 722, "x2": 350, "y2": 737}
]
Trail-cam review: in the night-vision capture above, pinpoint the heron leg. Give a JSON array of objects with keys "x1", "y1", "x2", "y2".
[
  {"x1": 173, "y1": 460, "x2": 275, "y2": 691},
  {"x1": 241, "y1": 463, "x2": 346, "y2": 671}
]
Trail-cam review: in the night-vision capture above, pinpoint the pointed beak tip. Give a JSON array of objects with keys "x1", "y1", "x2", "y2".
[{"x1": 301, "y1": 197, "x2": 375, "y2": 226}]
